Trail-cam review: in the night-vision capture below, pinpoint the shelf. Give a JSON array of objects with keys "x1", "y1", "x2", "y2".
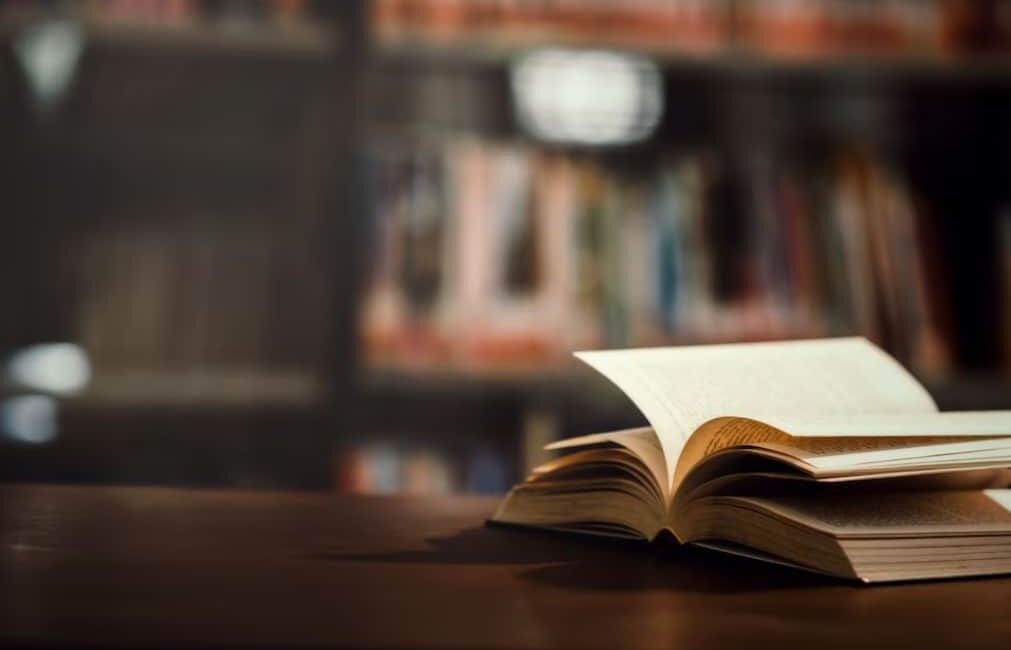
[
  {"x1": 374, "y1": 40, "x2": 1011, "y2": 83},
  {"x1": 2, "y1": 13, "x2": 338, "y2": 59},
  {"x1": 87, "y1": 18, "x2": 337, "y2": 58},
  {"x1": 69, "y1": 369, "x2": 327, "y2": 409},
  {"x1": 360, "y1": 364, "x2": 589, "y2": 397}
]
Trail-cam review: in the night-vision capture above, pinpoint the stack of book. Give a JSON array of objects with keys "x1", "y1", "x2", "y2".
[{"x1": 493, "y1": 338, "x2": 1011, "y2": 582}]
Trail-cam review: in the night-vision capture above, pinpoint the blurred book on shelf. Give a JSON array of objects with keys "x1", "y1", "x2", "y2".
[
  {"x1": 76, "y1": 0, "x2": 200, "y2": 24},
  {"x1": 740, "y1": 0, "x2": 946, "y2": 58},
  {"x1": 333, "y1": 440, "x2": 509, "y2": 495},
  {"x1": 372, "y1": 0, "x2": 732, "y2": 55},
  {"x1": 360, "y1": 138, "x2": 953, "y2": 378},
  {"x1": 0, "y1": 0, "x2": 339, "y2": 55},
  {"x1": 371, "y1": 0, "x2": 1011, "y2": 61},
  {"x1": 67, "y1": 217, "x2": 331, "y2": 406}
]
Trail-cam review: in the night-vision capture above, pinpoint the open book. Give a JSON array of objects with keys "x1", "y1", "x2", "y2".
[{"x1": 491, "y1": 338, "x2": 1011, "y2": 582}]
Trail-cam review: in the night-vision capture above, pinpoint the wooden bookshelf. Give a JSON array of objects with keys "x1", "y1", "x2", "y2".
[{"x1": 0, "y1": 4, "x2": 360, "y2": 421}]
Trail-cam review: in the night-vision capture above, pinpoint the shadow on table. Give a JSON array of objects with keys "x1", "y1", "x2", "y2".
[{"x1": 321, "y1": 523, "x2": 841, "y2": 594}]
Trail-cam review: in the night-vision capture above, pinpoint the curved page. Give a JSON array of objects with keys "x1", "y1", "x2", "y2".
[{"x1": 575, "y1": 337, "x2": 938, "y2": 488}]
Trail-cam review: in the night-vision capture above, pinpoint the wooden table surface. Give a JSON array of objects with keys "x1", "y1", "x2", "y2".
[{"x1": 2, "y1": 484, "x2": 1011, "y2": 649}]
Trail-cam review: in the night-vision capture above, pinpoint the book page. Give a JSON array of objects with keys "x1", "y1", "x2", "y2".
[
  {"x1": 753, "y1": 411, "x2": 1011, "y2": 437},
  {"x1": 766, "y1": 435, "x2": 1011, "y2": 469},
  {"x1": 986, "y1": 489, "x2": 1011, "y2": 512},
  {"x1": 741, "y1": 490, "x2": 1011, "y2": 536},
  {"x1": 673, "y1": 413, "x2": 1011, "y2": 491},
  {"x1": 575, "y1": 338, "x2": 937, "y2": 488},
  {"x1": 545, "y1": 427, "x2": 667, "y2": 498}
]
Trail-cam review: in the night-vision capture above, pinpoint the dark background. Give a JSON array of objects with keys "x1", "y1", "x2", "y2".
[{"x1": 1, "y1": 0, "x2": 1010, "y2": 495}]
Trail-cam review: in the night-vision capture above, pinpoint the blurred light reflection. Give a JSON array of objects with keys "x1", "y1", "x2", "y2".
[
  {"x1": 5, "y1": 343, "x2": 92, "y2": 396},
  {"x1": 511, "y1": 48, "x2": 663, "y2": 146},
  {"x1": 12, "y1": 19, "x2": 84, "y2": 111},
  {"x1": 0, "y1": 395, "x2": 58, "y2": 444}
]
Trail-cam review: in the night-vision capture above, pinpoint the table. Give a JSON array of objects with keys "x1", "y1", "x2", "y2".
[{"x1": 2, "y1": 484, "x2": 1010, "y2": 649}]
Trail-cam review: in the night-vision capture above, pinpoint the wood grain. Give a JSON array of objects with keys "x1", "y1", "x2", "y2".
[{"x1": 1, "y1": 484, "x2": 1010, "y2": 649}]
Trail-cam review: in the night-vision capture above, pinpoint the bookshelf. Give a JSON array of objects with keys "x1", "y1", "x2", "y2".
[
  {"x1": 349, "y1": 0, "x2": 1011, "y2": 494},
  {"x1": 0, "y1": 1, "x2": 363, "y2": 489},
  {"x1": 2, "y1": 0, "x2": 1010, "y2": 494}
]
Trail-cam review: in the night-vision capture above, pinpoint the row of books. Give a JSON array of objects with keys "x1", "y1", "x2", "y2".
[
  {"x1": 372, "y1": 0, "x2": 1011, "y2": 59},
  {"x1": 69, "y1": 219, "x2": 330, "y2": 397},
  {"x1": 360, "y1": 139, "x2": 951, "y2": 376},
  {"x1": 333, "y1": 441, "x2": 510, "y2": 495}
]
